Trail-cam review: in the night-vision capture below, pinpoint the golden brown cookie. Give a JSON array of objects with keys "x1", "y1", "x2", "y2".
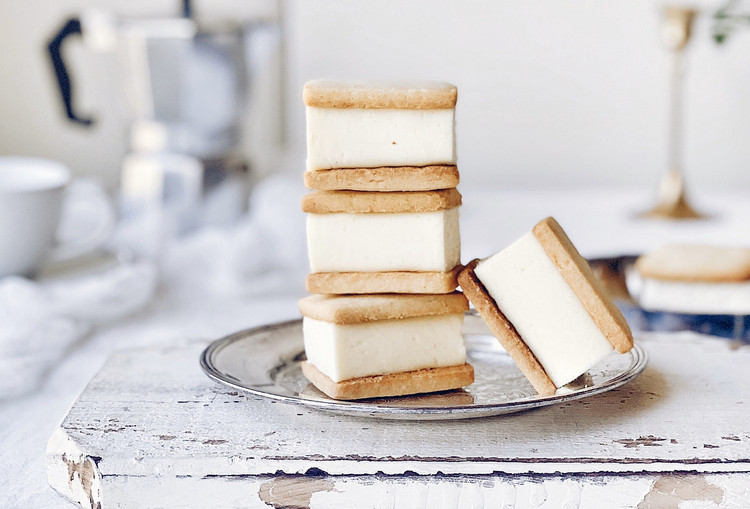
[
  {"x1": 301, "y1": 361, "x2": 474, "y2": 400},
  {"x1": 304, "y1": 165, "x2": 460, "y2": 192},
  {"x1": 298, "y1": 292, "x2": 469, "y2": 325},
  {"x1": 306, "y1": 266, "x2": 461, "y2": 295},
  {"x1": 301, "y1": 188, "x2": 461, "y2": 214},
  {"x1": 635, "y1": 244, "x2": 750, "y2": 282},
  {"x1": 303, "y1": 80, "x2": 457, "y2": 110}
]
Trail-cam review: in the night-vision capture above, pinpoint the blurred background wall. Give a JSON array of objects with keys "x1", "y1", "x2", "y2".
[{"x1": 1, "y1": 0, "x2": 749, "y2": 192}]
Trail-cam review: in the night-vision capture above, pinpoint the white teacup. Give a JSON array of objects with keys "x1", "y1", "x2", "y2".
[{"x1": 0, "y1": 157, "x2": 110, "y2": 278}]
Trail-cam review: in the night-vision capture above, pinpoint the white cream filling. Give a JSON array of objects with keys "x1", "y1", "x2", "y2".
[
  {"x1": 306, "y1": 107, "x2": 456, "y2": 171},
  {"x1": 306, "y1": 208, "x2": 460, "y2": 273},
  {"x1": 474, "y1": 232, "x2": 614, "y2": 388},
  {"x1": 303, "y1": 314, "x2": 466, "y2": 382},
  {"x1": 627, "y1": 270, "x2": 750, "y2": 315}
]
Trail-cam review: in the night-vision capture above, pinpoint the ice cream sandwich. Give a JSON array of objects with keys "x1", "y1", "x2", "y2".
[
  {"x1": 304, "y1": 80, "x2": 458, "y2": 190},
  {"x1": 458, "y1": 217, "x2": 634, "y2": 396},
  {"x1": 299, "y1": 293, "x2": 474, "y2": 400},
  {"x1": 630, "y1": 244, "x2": 750, "y2": 315},
  {"x1": 303, "y1": 189, "x2": 462, "y2": 294}
]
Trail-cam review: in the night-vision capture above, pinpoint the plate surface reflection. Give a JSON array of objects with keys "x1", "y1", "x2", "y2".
[{"x1": 200, "y1": 313, "x2": 648, "y2": 420}]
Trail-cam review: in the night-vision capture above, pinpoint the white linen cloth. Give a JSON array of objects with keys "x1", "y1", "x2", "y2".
[
  {"x1": 0, "y1": 259, "x2": 157, "y2": 398},
  {"x1": 0, "y1": 175, "x2": 155, "y2": 400}
]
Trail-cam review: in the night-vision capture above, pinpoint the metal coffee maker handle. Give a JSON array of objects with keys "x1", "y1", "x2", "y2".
[{"x1": 47, "y1": 17, "x2": 94, "y2": 127}]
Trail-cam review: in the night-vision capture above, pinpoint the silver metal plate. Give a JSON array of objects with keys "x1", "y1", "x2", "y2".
[{"x1": 200, "y1": 313, "x2": 648, "y2": 420}]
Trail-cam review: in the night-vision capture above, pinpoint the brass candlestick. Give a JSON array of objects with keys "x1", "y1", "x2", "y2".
[{"x1": 641, "y1": 6, "x2": 706, "y2": 220}]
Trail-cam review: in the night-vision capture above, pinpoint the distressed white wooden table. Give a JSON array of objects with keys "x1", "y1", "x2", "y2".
[
  {"x1": 47, "y1": 331, "x2": 750, "y2": 508},
  {"x1": 3, "y1": 184, "x2": 749, "y2": 508}
]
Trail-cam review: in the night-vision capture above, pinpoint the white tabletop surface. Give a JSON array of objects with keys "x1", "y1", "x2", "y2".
[{"x1": 1, "y1": 176, "x2": 749, "y2": 508}]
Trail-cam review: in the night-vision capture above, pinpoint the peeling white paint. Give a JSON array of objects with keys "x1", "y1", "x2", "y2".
[
  {"x1": 46, "y1": 428, "x2": 102, "y2": 509},
  {"x1": 45, "y1": 334, "x2": 750, "y2": 507}
]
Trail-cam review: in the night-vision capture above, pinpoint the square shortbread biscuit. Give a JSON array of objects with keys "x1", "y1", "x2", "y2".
[
  {"x1": 299, "y1": 293, "x2": 468, "y2": 324},
  {"x1": 306, "y1": 266, "x2": 461, "y2": 295},
  {"x1": 300, "y1": 362, "x2": 474, "y2": 401},
  {"x1": 635, "y1": 244, "x2": 750, "y2": 282},
  {"x1": 304, "y1": 165, "x2": 460, "y2": 192}
]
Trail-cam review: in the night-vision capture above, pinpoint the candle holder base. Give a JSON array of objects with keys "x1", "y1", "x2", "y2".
[{"x1": 639, "y1": 168, "x2": 708, "y2": 220}]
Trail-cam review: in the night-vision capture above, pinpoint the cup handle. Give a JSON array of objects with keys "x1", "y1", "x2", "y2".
[{"x1": 49, "y1": 179, "x2": 115, "y2": 262}]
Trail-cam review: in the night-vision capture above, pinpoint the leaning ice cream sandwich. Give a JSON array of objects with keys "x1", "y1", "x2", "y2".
[
  {"x1": 458, "y1": 217, "x2": 633, "y2": 396},
  {"x1": 299, "y1": 293, "x2": 474, "y2": 400},
  {"x1": 303, "y1": 189, "x2": 462, "y2": 294},
  {"x1": 304, "y1": 80, "x2": 458, "y2": 191},
  {"x1": 630, "y1": 244, "x2": 750, "y2": 315}
]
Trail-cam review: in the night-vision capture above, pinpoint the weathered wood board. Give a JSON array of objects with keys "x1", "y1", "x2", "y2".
[{"x1": 47, "y1": 333, "x2": 750, "y2": 508}]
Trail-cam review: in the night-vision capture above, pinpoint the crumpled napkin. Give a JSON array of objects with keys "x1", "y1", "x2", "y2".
[
  {"x1": 160, "y1": 172, "x2": 309, "y2": 299},
  {"x1": 0, "y1": 257, "x2": 157, "y2": 399}
]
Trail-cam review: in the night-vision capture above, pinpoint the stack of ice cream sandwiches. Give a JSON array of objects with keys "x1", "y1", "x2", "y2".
[
  {"x1": 297, "y1": 79, "x2": 636, "y2": 402},
  {"x1": 299, "y1": 80, "x2": 474, "y2": 400}
]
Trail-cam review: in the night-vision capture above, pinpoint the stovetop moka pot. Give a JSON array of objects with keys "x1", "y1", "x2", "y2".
[{"x1": 47, "y1": 8, "x2": 249, "y2": 159}]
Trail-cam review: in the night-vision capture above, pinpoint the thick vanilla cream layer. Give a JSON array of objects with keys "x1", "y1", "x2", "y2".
[
  {"x1": 475, "y1": 232, "x2": 614, "y2": 388},
  {"x1": 306, "y1": 107, "x2": 456, "y2": 171},
  {"x1": 628, "y1": 272, "x2": 750, "y2": 315},
  {"x1": 303, "y1": 314, "x2": 466, "y2": 382},
  {"x1": 307, "y1": 208, "x2": 460, "y2": 273}
]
